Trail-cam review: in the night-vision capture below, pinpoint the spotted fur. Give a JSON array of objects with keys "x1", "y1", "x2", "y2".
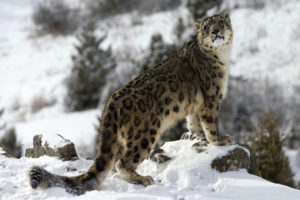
[{"x1": 29, "y1": 11, "x2": 234, "y2": 195}]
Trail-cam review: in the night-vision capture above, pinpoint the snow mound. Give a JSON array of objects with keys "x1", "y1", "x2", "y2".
[{"x1": 1, "y1": 140, "x2": 299, "y2": 200}]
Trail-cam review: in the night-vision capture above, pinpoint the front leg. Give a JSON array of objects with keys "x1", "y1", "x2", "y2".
[
  {"x1": 186, "y1": 114, "x2": 207, "y2": 140},
  {"x1": 200, "y1": 108, "x2": 233, "y2": 146}
]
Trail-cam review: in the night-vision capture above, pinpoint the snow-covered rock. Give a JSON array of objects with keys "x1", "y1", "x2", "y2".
[{"x1": 211, "y1": 146, "x2": 250, "y2": 172}]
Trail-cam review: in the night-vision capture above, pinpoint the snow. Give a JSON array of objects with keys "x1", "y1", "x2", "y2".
[
  {"x1": 0, "y1": 0, "x2": 300, "y2": 199},
  {"x1": 1, "y1": 141, "x2": 300, "y2": 200}
]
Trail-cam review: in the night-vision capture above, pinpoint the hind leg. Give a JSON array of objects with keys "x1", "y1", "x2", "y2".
[
  {"x1": 116, "y1": 159, "x2": 154, "y2": 186},
  {"x1": 115, "y1": 136, "x2": 155, "y2": 186}
]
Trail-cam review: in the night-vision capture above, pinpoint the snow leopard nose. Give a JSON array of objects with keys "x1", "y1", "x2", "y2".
[{"x1": 212, "y1": 29, "x2": 219, "y2": 35}]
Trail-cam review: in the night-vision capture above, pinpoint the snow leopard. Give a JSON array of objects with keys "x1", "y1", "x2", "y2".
[{"x1": 29, "y1": 11, "x2": 234, "y2": 195}]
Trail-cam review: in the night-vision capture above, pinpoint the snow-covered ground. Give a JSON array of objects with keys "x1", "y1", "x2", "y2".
[
  {"x1": 1, "y1": 141, "x2": 300, "y2": 200},
  {"x1": 1, "y1": 0, "x2": 300, "y2": 199}
]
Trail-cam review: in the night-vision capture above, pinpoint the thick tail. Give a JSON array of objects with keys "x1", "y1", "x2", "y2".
[{"x1": 29, "y1": 116, "x2": 118, "y2": 195}]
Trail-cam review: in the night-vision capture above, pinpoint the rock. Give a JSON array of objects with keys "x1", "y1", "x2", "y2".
[
  {"x1": 192, "y1": 141, "x2": 207, "y2": 153},
  {"x1": 239, "y1": 144, "x2": 257, "y2": 174},
  {"x1": 25, "y1": 134, "x2": 78, "y2": 161},
  {"x1": 149, "y1": 148, "x2": 171, "y2": 164},
  {"x1": 56, "y1": 141, "x2": 78, "y2": 161},
  {"x1": 211, "y1": 146, "x2": 250, "y2": 172},
  {"x1": 181, "y1": 132, "x2": 251, "y2": 172}
]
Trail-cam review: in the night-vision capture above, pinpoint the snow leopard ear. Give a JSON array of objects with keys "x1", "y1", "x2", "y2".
[
  {"x1": 220, "y1": 10, "x2": 230, "y2": 19},
  {"x1": 194, "y1": 22, "x2": 201, "y2": 31}
]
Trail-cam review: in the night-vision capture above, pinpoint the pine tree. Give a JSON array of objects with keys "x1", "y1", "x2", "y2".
[
  {"x1": 138, "y1": 33, "x2": 179, "y2": 73},
  {"x1": 249, "y1": 113, "x2": 296, "y2": 188},
  {"x1": 65, "y1": 22, "x2": 116, "y2": 111}
]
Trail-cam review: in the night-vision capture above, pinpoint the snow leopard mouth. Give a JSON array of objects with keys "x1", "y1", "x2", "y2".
[{"x1": 213, "y1": 35, "x2": 224, "y2": 42}]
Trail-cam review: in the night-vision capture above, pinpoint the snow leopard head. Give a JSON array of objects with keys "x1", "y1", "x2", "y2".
[{"x1": 195, "y1": 11, "x2": 233, "y2": 52}]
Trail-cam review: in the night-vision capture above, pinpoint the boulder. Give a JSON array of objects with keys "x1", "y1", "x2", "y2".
[
  {"x1": 149, "y1": 148, "x2": 171, "y2": 164},
  {"x1": 211, "y1": 146, "x2": 250, "y2": 172},
  {"x1": 25, "y1": 134, "x2": 78, "y2": 161},
  {"x1": 181, "y1": 132, "x2": 251, "y2": 172}
]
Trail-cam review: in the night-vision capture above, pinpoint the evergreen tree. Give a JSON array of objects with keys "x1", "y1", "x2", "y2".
[
  {"x1": 249, "y1": 113, "x2": 296, "y2": 188},
  {"x1": 139, "y1": 33, "x2": 179, "y2": 73},
  {"x1": 65, "y1": 23, "x2": 116, "y2": 111}
]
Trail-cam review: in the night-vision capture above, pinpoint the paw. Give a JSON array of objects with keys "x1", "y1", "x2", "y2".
[
  {"x1": 181, "y1": 132, "x2": 197, "y2": 140},
  {"x1": 29, "y1": 166, "x2": 44, "y2": 189},
  {"x1": 181, "y1": 131, "x2": 206, "y2": 141},
  {"x1": 141, "y1": 176, "x2": 154, "y2": 186}
]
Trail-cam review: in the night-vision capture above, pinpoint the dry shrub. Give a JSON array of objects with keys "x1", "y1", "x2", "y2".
[
  {"x1": 0, "y1": 127, "x2": 22, "y2": 158},
  {"x1": 31, "y1": 95, "x2": 56, "y2": 113}
]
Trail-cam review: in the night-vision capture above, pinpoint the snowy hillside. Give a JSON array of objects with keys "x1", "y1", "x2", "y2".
[{"x1": 1, "y1": 141, "x2": 300, "y2": 200}]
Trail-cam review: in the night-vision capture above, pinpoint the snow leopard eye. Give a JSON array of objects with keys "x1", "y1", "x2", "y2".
[
  {"x1": 204, "y1": 25, "x2": 209, "y2": 31},
  {"x1": 219, "y1": 19, "x2": 224, "y2": 25}
]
